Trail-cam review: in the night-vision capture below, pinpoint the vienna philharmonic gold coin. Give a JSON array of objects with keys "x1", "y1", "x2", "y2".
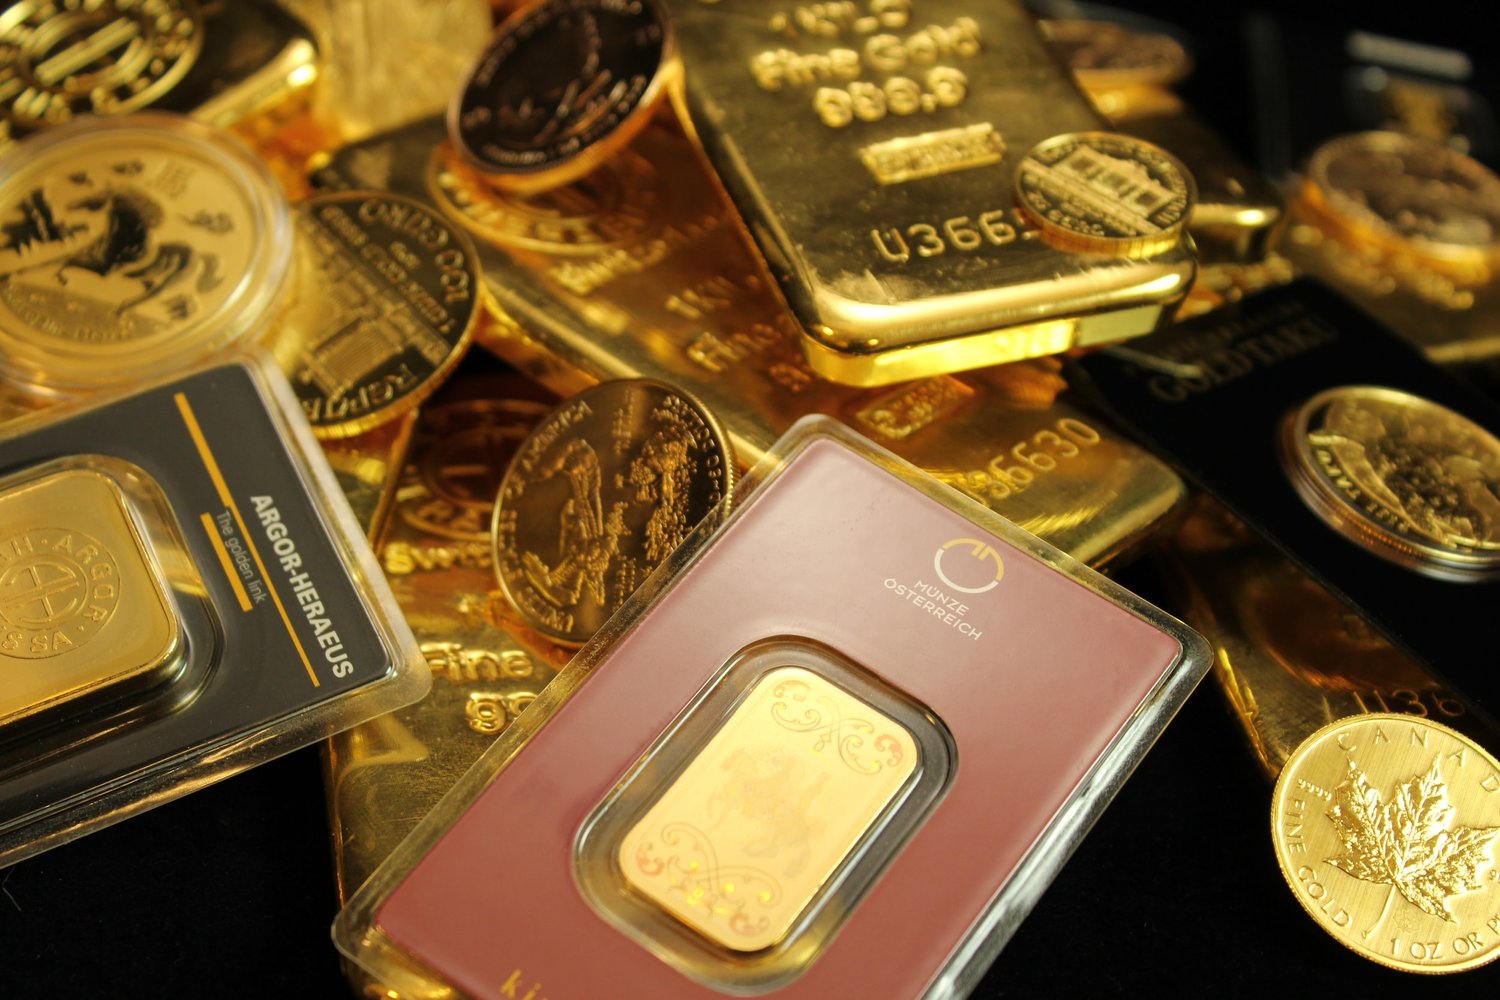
[
  {"x1": 1037, "y1": 19, "x2": 1191, "y2": 91},
  {"x1": 275, "y1": 192, "x2": 481, "y2": 438},
  {"x1": 0, "y1": 0, "x2": 204, "y2": 145},
  {"x1": 449, "y1": 0, "x2": 674, "y2": 193},
  {"x1": 0, "y1": 113, "x2": 290, "y2": 395},
  {"x1": 492, "y1": 379, "x2": 733, "y2": 646},
  {"x1": 1015, "y1": 131, "x2": 1194, "y2": 257},
  {"x1": 0, "y1": 467, "x2": 179, "y2": 731},
  {"x1": 1303, "y1": 132, "x2": 1500, "y2": 269},
  {"x1": 1281, "y1": 386, "x2": 1500, "y2": 582},
  {"x1": 1272, "y1": 715, "x2": 1500, "y2": 973}
]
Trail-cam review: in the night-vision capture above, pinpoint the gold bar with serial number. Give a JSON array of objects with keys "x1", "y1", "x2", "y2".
[
  {"x1": 311, "y1": 116, "x2": 1187, "y2": 568},
  {"x1": 663, "y1": 0, "x2": 1196, "y2": 386}
]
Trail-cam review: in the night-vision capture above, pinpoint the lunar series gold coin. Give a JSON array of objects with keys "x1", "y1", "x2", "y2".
[
  {"x1": 0, "y1": 113, "x2": 291, "y2": 395},
  {"x1": 1272, "y1": 714, "x2": 1500, "y2": 973},
  {"x1": 1015, "y1": 131, "x2": 1195, "y2": 257},
  {"x1": 1303, "y1": 132, "x2": 1500, "y2": 270},
  {"x1": 491, "y1": 379, "x2": 733, "y2": 646},
  {"x1": 274, "y1": 191, "x2": 482, "y2": 438},
  {"x1": 1281, "y1": 385, "x2": 1500, "y2": 582},
  {"x1": 1038, "y1": 19, "x2": 1192, "y2": 91}
]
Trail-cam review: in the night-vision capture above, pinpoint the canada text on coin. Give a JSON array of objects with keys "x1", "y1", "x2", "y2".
[
  {"x1": 449, "y1": 0, "x2": 672, "y2": 192},
  {"x1": 1271, "y1": 714, "x2": 1500, "y2": 973},
  {"x1": 281, "y1": 192, "x2": 481, "y2": 438},
  {"x1": 0, "y1": 0, "x2": 203, "y2": 143},
  {"x1": 1015, "y1": 131, "x2": 1194, "y2": 257},
  {"x1": 1281, "y1": 385, "x2": 1500, "y2": 582},
  {"x1": 0, "y1": 526, "x2": 120, "y2": 659},
  {"x1": 1305, "y1": 132, "x2": 1500, "y2": 266},
  {"x1": 491, "y1": 379, "x2": 733, "y2": 645}
]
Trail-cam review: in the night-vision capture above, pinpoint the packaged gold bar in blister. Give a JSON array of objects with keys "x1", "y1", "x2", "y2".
[
  {"x1": 312, "y1": 116, "x2": 1186, "y2": 568},
  {"x1": 0, "y1": 353, "x2": 428, "y2": 867},
  {"x1": 662, "y1": 0, "x2": 1197, "y2": 386}
]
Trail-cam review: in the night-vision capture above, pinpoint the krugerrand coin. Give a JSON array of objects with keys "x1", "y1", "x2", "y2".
[
  {"x1": 1280, "y1": 385, "x2": 1500, "y2": 582},
  {"x1": 449, "y1": 0, "x2": 674, "y2": 193},
  {"x1": 1304, "y1": 132, "x2": 1500, "y2": 268},
  {"x1": 0, "y1": 113, "x2": 290, "y2": 396},
  {"x1": 1015, "y1": 131, "x2": 1195, "y2": 257},
  {"x1": 272, "y1": 192, "x2": 482, "y2": 438},
  {"x1": 1038, "y1": 19, "x2": 1192, "y2": 91},
  {"x1": 491, "y1": 379, "x2": 733, "y2": 646},
  {"x1": 1272, "y1": 714, "x2": 1500, "y2": 973}
]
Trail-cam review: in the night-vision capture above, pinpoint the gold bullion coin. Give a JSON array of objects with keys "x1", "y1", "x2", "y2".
[
  {"x1": 275, "y1": 192, "x2": 482, "y2": 438},
  {"x1": 492, "y1": 378, "x2": 733, "y2": 646},
  {"x1": 1272, "y1": 714, "x2": 1500, "y2": 973},
  {"x1": 1038, "y1": 19, "x2": 1192, "y2": 91},
  {"x1": 448, "y1": 0, "x2": 676, "y2": 194},
  {"x1": 1015, "y1": 131, "x2": 1195, "y2": 257},
  {"x1": 1280, "y1": 386, "x2": 1500, "y2": 582},
  {"x1": 0, "y1": 113, "x2": 291, "y2": 396},
  {"x1": 0, "y1": 0, "x2": 204, "y2": 144},
  {"x1": 1303, "y1": 132, "x2": 1500, "y2": 269}
]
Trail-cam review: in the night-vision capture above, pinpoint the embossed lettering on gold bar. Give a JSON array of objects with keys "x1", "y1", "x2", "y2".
[
  {"x1": 0, "y1": 468, "x2": 179, "y2": 729},
  {"x1": 859, "y1": 123, "x2": 1003, "y2": 184},
  {"x1": 619, "y1": 666, "x2": 917, "y2": 951}
]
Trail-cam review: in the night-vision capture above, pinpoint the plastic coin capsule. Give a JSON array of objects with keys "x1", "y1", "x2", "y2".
[{"x1": 0, "y1": 113, "x2": 292, "y2": 396}]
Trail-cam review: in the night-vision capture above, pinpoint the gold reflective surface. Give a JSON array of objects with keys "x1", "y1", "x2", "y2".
[
  {"x1": 1272, "y1": 715, "x2": 1500, "y2": 973},
  {"x1": 667, "y1": 0, "x2": 1196, "y2": 385},
  {"x1": 1158, "y1": 499, "x2": 1490, "y2": 779},
  {"x1": 319, "y1": 410, "x2": 419, "y2": 541},
  {"x1": 0, "y1": 468, "x2": 179, "y2": 730},
  {"x1": 312, "y1": 117, "x2": 1184, "y2": 567},
  {"x1": 619, "y1": 665, "x2": 917, "y2": 952},
  {"x1": 325, "y1": 368, "x2": 567, "y2": 932},
  {"x1": 1281, "y1": 385, "x2": 1500, "y2": 581}
]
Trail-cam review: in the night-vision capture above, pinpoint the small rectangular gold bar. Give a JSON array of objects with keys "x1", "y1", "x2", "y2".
[
  {"x1": 619, "y1": 666, "x2": 917, "y2": 952},
  {"x1": 666, "y1": 0, "x2": 1196, "y2": 386},
  {"x1": 0, "y1": 468, "x2": 180, "y2": 730}
]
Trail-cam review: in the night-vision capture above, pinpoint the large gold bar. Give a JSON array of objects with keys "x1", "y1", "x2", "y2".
[
  {"x1": 311, "y1": 117, "x2": 1187, "y2": 567},
  {"x1": 324, "y1": 364, "x2": 565, "y2": 998},
  {"x1": 663, "y1": 0, "x2": 1196, "y2": 386},
  {"x1": 1157, "y1": 498, "x2": 1498, "y2": 777}
]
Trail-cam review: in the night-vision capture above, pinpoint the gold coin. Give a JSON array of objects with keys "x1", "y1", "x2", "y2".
[
  {"x1": 1304, "y1": 132, "x2": 1500, "y2": 268},
  {"x1": 1272, "y1": 714, "x2": 1500, "y2": 973},
  {"x1": 1015, "y1": 131, "x2": 1195, "y2": 257},
  {"x1": 1281, "y1": 386, "x2": 1500, "y2": 582},
  {"x1": 491, "y1": 379, "x2": 734, "y2": 646},
  {"x1": 0, "y1": 0, "x2": 204, "y2": 143},
  {"x1": 448, "y1": 0, "x2": 677, "y2": 194},
  {"x1": 1038, "y1": 19, "x2": 1192, "y2": 90},
  {"x1": 0, "y1": 113, "x2": 291, "y2": 395},
  {"x1": 273, "y1": 192, "x2": 483, "y2": 439}
]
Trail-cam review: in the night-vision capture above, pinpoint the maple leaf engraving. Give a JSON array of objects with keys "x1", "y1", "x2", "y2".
[{"x1": 1325, "y1": 757, "x2": 1500, "y2": 922}]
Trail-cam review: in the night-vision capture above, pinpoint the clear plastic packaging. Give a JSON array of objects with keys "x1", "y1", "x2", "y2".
[
  {"x1": 0, "y1": 352, "x2": 428, "y2": 866},
  {"x1": 333, "y1": 416, "x2": 1209, "y2": 999}
]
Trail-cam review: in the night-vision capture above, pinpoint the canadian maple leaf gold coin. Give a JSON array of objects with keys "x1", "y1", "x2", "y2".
[{"x1": 1272, "y1": 714, "x2": 1500, "y2": 973}]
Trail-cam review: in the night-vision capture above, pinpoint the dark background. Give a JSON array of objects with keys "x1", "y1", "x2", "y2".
[{"x1": 4, "y1": 2, "x2": 1500, "y2": 996}]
